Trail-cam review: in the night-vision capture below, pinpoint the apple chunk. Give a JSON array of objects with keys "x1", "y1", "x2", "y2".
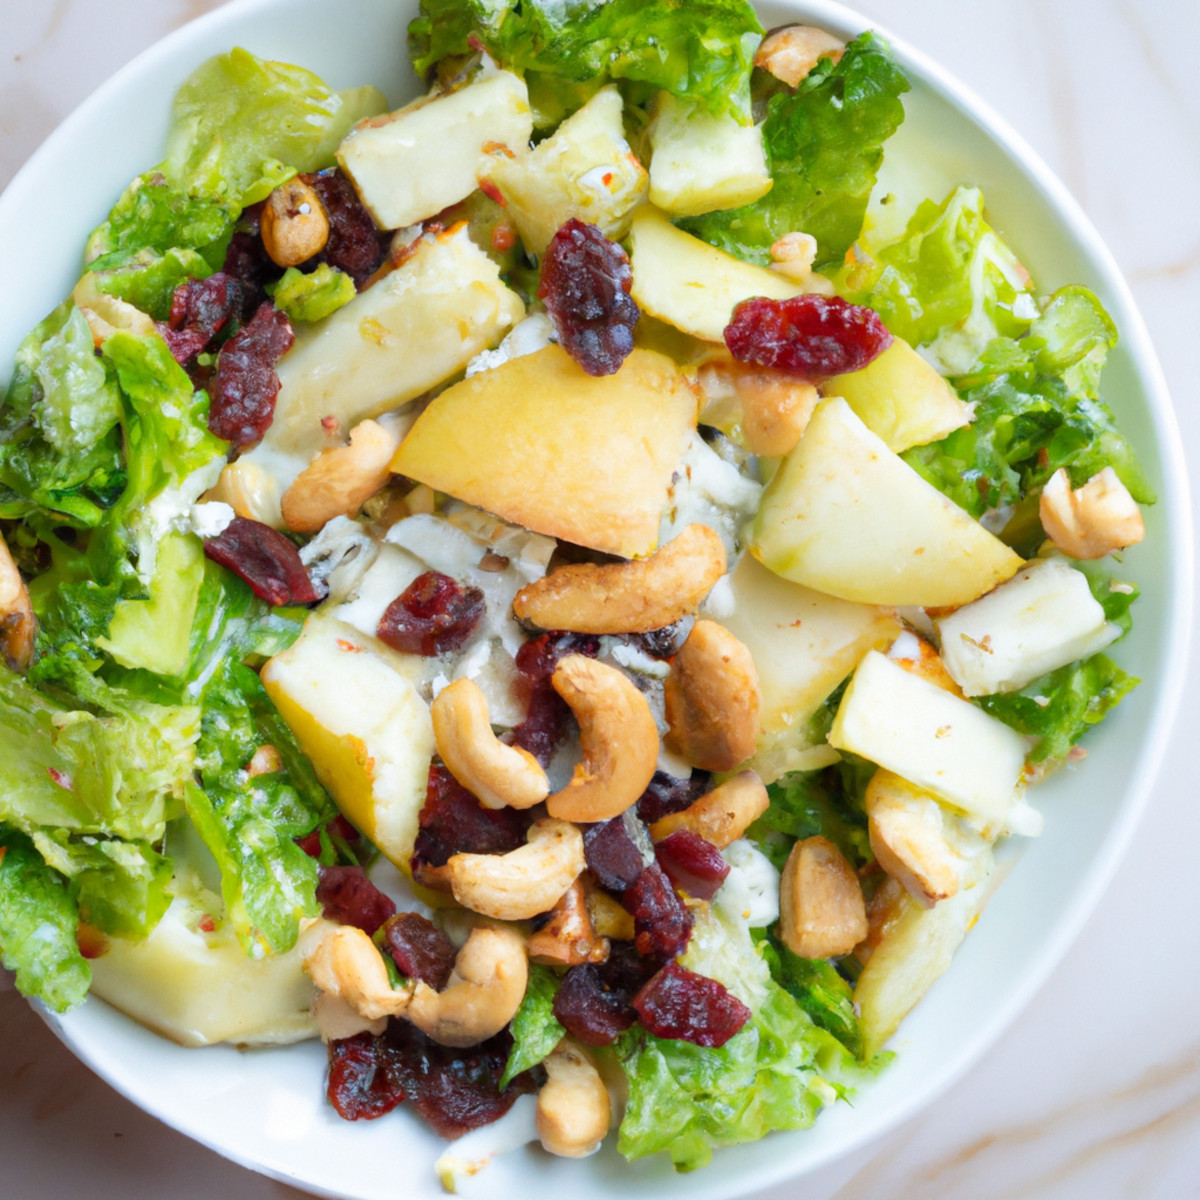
[
  {"x1": 391, "y1": 346, "x2": 697, "y2": 558},
  {"x1": 751, "y1": 397, "x2": 1023, "y2": 607}
]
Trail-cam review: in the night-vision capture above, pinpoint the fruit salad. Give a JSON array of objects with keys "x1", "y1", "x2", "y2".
[{"x1": 0, "y1": 0, "x2": 1151, "y2": 1178}]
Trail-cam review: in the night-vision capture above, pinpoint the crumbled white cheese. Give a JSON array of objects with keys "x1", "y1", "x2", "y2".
[
  {"x1": 301, "y1": 515, "x2": 380, "y2": 600},
  {"x1": 715, "y1": 839, "x2": 781, "y2": 928},
  {"x1": 134, "y1": 455, "x2": 226, "y2": 580},
  {"x1": 699, "y1": 572, "x2": 736, "y2": 619},
  {"x1": 660, "y1": 431, "x2": 762, "y2": 557},
  {"x1": 464, "y1": 312, "x2": 556, "y2": 377}
]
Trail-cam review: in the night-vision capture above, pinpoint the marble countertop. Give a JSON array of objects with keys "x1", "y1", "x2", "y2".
[{"x1": 1, "y1": 2, "x2": 1197, "y2": 1198}]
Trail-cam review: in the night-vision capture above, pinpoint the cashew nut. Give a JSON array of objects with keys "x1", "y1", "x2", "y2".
[
  {"x1": 663, "y1": 620, "x2": 761, "y2": 772},
  {"x1": 536, "y1": 1039, "x2": 611, "y2": 1158},
  {"x1": 695, "y1": 360, "x2": 819, "y2": 457},
  {"x1": 1038, "y1": 466, "x2": 1145, "y2": 560},
  {"x1": 649, "y1": 770, "x2": 769, "y2": 849},
  {"x1": 312, "y1": 991, "x2": 388, "y2": 1043},
  {"x1": 280, "y1": 419, "x2": 400, "y2": 533},
  {"x1": 544, "y1": 656, "x2": 661, "y2": 823},
  {"x1": 304, "y1": 925, "x2": 413, "y2": 1022},
  {"x1": 261, "y1": 177, "x2": 331, "y2": 268},
  {"x1": 406, "y1": 924, "x2": 528, "y2": 1047},
  {"x1": 0, "y1": 531, "x2": 35, "y2": 673},
  {"x1": 203, "y1": 458, "x2": 283, "y2": 526},
  {"x1": 432, "y1": 678, "x2": 549, "y2": 810},
  {"x1": 754, "y1": 25, "x2": 845, "y2": 87},
  {"x1": 779, "y1": 835, "x2": 868, "y2": 959},
  {"x1": 448, "y1": 818, "x2": 586, "y2": 921},
  {"x1": 527, "y1": 879, "x2": 610, "y2": 967},
  {"x1": 512, "y1": 524, "x2": 726, "y2": 634}
]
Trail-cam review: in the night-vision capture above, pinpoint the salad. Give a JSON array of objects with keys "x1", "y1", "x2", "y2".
[{"x1": 0, "y1": 0, "x2": 1152, "y2": 1181}]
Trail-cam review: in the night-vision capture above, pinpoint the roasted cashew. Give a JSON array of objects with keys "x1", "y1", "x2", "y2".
[
  {"x1": 544, "y1": 656, "x2": 661, "y2": 823},
  {"x1": 664, "y1": 620, "x2": 761, "y2": 773},
  {"x1": 304, "y1": 925, "x2": 413, "y2": 1022},
  {"x1": 754, "y1": 25, "x2": 845, "y2": 87},
  {"x1": 448, "y1": 818, "x2": 586, "y2": 921},
  {"x1": 527, "y1": 879, "x2": 610, "y2": 967},
  {"x1": 536, "y1": 1039, "x2": 611, "y2": 1158},
  {"x1": 779, "y1": 835, "x2": 868, "y2": 959},
  {"x1": 280, "y1": 419, "x2": 401, "y2": 533},
  {"x1": 311, "y1": 991, "x2": 388, "y2": 1043},
  {"x1": 1039, "y1": 466, "x2": 1145, "y2": 560},
  {"x1": 261, "y1": 177, "x2": 330, "y2": 268},
  {"x1": 512, "y1": 524, "x2": 726, "y2": 635},
  {"x1": 432, "y1": 678, "x2": 549, "y2": 810},
  {"x1": 649, "y1": 770, "x2": 769, "y2": 849},
  {"x1": 406, "y1": 924, "x2": 528, "y2": 1048},
  {"x1": 695, "y1": 360, "x2": 819, "y2": 457},
  {"x1": 0, "y1": 530, "x2": 35, "y2": 673}
]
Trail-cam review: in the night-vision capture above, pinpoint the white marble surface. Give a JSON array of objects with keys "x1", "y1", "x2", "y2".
[{"x1": 1, "y1": 1, "x2": 1197, "y2": 1198}]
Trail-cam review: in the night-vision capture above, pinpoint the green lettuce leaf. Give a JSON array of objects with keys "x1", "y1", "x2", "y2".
[
  {"x1": 0, "y1": 828, "x2": 90, "y2": 1012},
  {"x1": 89, "y1": 247, "x2": 216, "y2": 321},
  {"x1": 268, "y1": 263, "x2": 357, "y2": 323},
  {"x1": 409, "y1": 0, "x2": 763, "y2": 123},
  {"x1": 682, "y1": 33, "x2": 909, "y2": 267},
  {"x1": 500, "y1": 962, "x2": 565, "y2": 1086},
  {"x1": 163, "y1": 49, "x2": 387, "y2": 207},
  {"x1": 747, "y1": 768, "x2": 872, "y2": 872}
]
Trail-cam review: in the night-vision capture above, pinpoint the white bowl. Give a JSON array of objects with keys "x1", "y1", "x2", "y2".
[{"x1": 0, "y1": 1, "x2": 1191, "y2": 1198}]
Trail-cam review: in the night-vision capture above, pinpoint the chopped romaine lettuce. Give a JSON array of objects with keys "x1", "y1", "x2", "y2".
[
  {"x1": 500, "y1": 963, "x2": 565, "y2": 1087},
  {"x1": 409, "y1": 0, "x2": 763, "y2": 124},
  {"x1": 747, "y1": 768, "x2": 872, "y2": 872},
  {"x1": 90, "y1": 246, "x2": 216, "y2": 321},
  {"x1": 681, "y1": 34, "x2": 909, "y2": 267},
  {"x1": 268, "y1": 263, "x2": 358, "y2": 323}
]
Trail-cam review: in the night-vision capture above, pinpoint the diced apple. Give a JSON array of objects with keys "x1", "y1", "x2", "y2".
[
  {"x1": 829, "y1": 650, "x2": 1028, "y2": 828},
  {"x1": 821, "y1": 337, "x2": 972, "y2": 452},
  {"x1": 935, "y1": 556, "x2": 1120, "y2": 696},
  {"x1": 629, "y1": 206, "x2": 803, "y2": 342},
  {"x1": 261, "y1": 615, "x2": 435, "y2": 871},
  {"x1": 484, "y1": 85, "x2": 648, "y2": 257},
  {"x1": 391, "y1": 345, "x2": 697, "y2": 558},
  {"x1": 647, "y1": 92, "x2": 772, "y2": 218},
  {"x1": 854, "y1": 850, "x2": 995, "y2": 1059},
  {"x1": 89, "y1": 896, "x2": 335, "y2": 1047},
  {"x1": 715, "y1": 552, "x2": 900, "y2": 780},
  {"x1": 337, "y1": 70, "x2": 533, "y2": 230},
  {"x1": 750, "y1": 397, "x2": 1024, "y2": 607}
]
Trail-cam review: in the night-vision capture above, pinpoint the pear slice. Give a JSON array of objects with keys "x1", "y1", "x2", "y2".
[{"x1": 391, "y1": 346, "x2": 697, "y2": 558}]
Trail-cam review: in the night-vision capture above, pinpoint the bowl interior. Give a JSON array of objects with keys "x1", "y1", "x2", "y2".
[{"x1": 2, "y1": 1, "x2": 1189, "y2": 1198}]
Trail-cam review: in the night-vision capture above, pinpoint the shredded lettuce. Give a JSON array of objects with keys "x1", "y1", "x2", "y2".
[
  {"x1": 681, "y1": 34, "x2": 909, "y2": 267},
  {"x1": 500, "y1": 962, "x2": 565, "y2": 1086},
  {"x1": 268, "y1": 263, "x2": 357, "y2": 323},
  {"x1": 747, "y1": 769, "x2": 872, "y2": 872}
]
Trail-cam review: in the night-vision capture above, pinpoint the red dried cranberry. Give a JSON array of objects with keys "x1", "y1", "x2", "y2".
[
  {"x1": 636, "y1": 770, "x2": 712, "y2": 825},
  {"x1": 582, "y1": 817, "x2": 647, "y2": 893},
  {"x1": 654, "y1": 831, "x2": 730, "y2": 902},
  {"x1": 222, "y1": 226, "x2": 275, "y2": 320},
  {"x1": 316, "y1": 865, "x2": 396, "y2": 935},
  {"x1": 202, "y1": 516, "x2": 321, "y2": 606},
  {"x1": 632, "y1": 961, "x2": 751, "y2": 1048},
  {"x1": 381, "y1": 1021, "x2": 536, "y2": 1140},
  {"x1": 327, "y1": 1032, "x2": 406, "y2": 1120},
  {"x1": 296, "y1": 814, "x2": 362, "y2": 859},
  {"x1": 505, "y1": 632, "x2": 600, "y2": 766},
  {"x1": 552, "y1": 943, "x2": 654, "y2": 1046},
  {"x1": 379, "y1": 913, "x2": 457, "y2": 990},
  {"x1": 623, "y1": 863, "x2": 693, "y2": 961},
  {"x1": 411, "y1": 765, "x2": 532, "y2": 874},
  {"x1": 207, "y1": 301, "x2": 294, "y2": 447},
  {"x1": 156, "y1": 272, "x2": 241, "y2": 363},
  {"x1": 376, "y1": 571, "x2": 485, "y2": 657},
  {"x1": 307, "y1": 171, "x2": 388, "y2": 287},
  {"x1": 538, "y1": 218, "x2": 639, "y2": 376},
  {"x1": 724, "y1": 294, "x2": 892, "y2": 382}
]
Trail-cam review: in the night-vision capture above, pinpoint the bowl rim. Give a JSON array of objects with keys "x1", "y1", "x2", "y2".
[{"x1": 5, "y1": 0, "x2": 1193, "y2": 1196}]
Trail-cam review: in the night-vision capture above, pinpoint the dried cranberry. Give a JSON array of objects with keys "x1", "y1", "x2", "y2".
[
  {"x1": 222, "y1": 226, "x2": 275, "y2": 320},
  {"x1": 411, "y1": 765, "x2": 532, "y2": 874},
  {"x1": 379, "y1": 913, "x2": 457, "y2": 990},
  {"x1": 316, "y1": 865, "x2": 396, "y2": 935},
  {"x1": 307, "y1": 171, "x2": 388, "y2": 287},
  {"x1": 207, "y1": 301, "x2": 294, "y2": 447},
  {"x1": 296, "y1": 814, "x2": 362, "y2": 859},
  {"x1": 538, "y1": 218, "x2": 639, "y2": 376},
  {"x1": 582, "y1": 817, "x2": 647, "y2": 893},
  {"x1": 156, "y1": 272, "x2": 241, "y2": 363},
  {"x1": 202, "y1": 515, "x2": 320, "y2": 606},
  {"x1": 327, "y1": 1032, "x2": 406, "y2": 1120},
  {"x1": 654, "y1": 831, "x2": 730, "y2": 902},
  {"x1": 553, "y1": 943, "x2": 655, "y2": 1046},
  {"x1": 624, "y1": 863, "x2": 693, "y2": 961},
  {"x1": 632, "y1": 961, "x2": 751, "y2": 1048},
  {"x1": 381, "y1": 1021, "x2": 536, "y2": 1140},
  {"x1": 724, "y1": 294, "x2": 892, "y2": 382},
  {"x1": 505, "y1": 632, "x2": 600, "y2": 767},
  {"x1": 636, "y1": 770, "x2": 712, "y2": 825},
  {"x1": 376, "y1": 571, "x2": 485, "y2": 657}
]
